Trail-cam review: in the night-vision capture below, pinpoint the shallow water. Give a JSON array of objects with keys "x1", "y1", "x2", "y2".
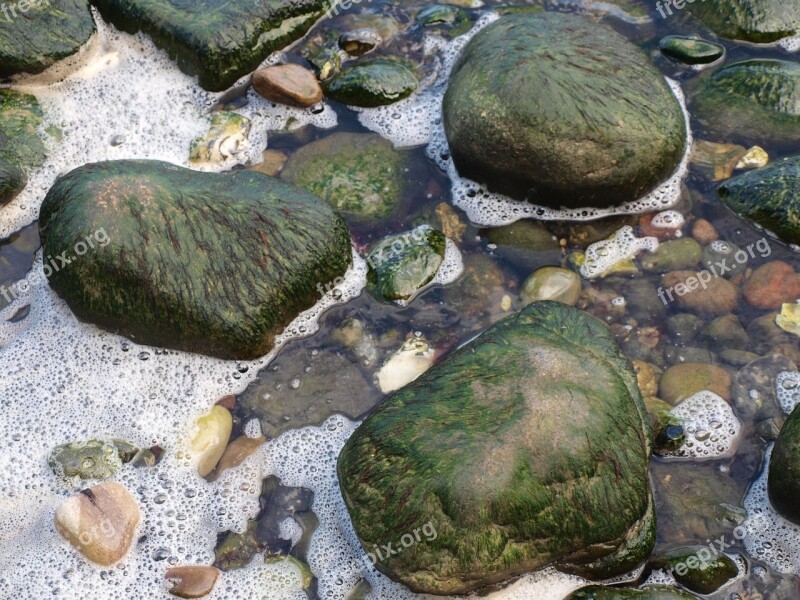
[{"x1": 1, "y1": 1, "x2": 800, "y2": 599}]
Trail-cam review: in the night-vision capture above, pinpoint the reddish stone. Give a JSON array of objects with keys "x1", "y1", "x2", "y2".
[
  {"x1": 691, "y1": 219, "x2": 718, "y2": 245},
  {"x1": 743, "y1": 261, "x2": 800, "y2": 310}
]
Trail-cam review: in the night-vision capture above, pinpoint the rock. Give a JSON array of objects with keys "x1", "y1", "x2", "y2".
[
  {"x1": 667, "y1": 313, "x2": 705, "y2": 344},
  {"x1": 484, "y1": 221, "x2": 559, "y2": 252},
  {"x1": 700, "y1": 314, "x2": 749, "y2": 350},
  {"x1": 0, "y1": 89, "x2": 47, "y2": 205},
  {"x1": 239, "y1": 347, "x2": 379, "y2": 439},
  {"x1": 166, "y1": 566, "x2": 220, "y2": 598},
  {"x1": 663, "y1": 345, "x2": 714, "y2": 366},
  {"x1": 338, "y1": 29, "x2": 381, "y2": 56},
  {"x1": 736, "y1": 146, "x2": 769, "y2": 170},
  {"x1": 323, "y1": 59, "x2": 418, "y2": 107},
  {"x1": 281, "y1": 132, "x2": 409, "y2": 221},
  {"x1": 661, "y1": 270, "x2": 738, "y2": 316},
  {"x1": 54, "y1": 482, "x2": 140, "y2": 565},
  {"x1": 566, "y1": 586, "x2": 700, "y2": 599},
  {"x1": 689, "y1": 140, "x2": 747, "y2": 181},
  {"x1": 731, "y1": 354, "x2": 797, "y2": 418},
  {"x1": 659, "y1": 36, "x2": 724, "y2": 65},
  {"x1": 641, "y1": 239, "x2": 702, "y2": 272},
  {"x1": 0, "y1": 0, "x2": 95, "y2": 78},
  {"x1": 691, "y1": 61, "x2": 800, "y2": 147},
  {"x1": 743, "y1": 261, "x2": 800, "y2": 309},
  {"x1": 38, "y1": 160, "x2": 351, "y2": 360},
  {"x1": 769, "y1": 404, "x2": 800, "y2": 524},
  {"x1": 720, "y1": 349, "x2": 761, "y2": 367},
  {"x1": 249, "y1": 149, "x2": 288, "y2": 177},
  {"x1": 189, "y1": 112, "x2": 251, "y2": 165},
  {"x1": 252, "y1": 64, "x2": 322, "y2": 108},
  {"x1": 366, "y1": 225, "x2": 446, "y2": 304},
  {"x1": 417, "y1": 5, "x2": 471, "y2": 37},
  {"x1": 660, "y1": 363, "x2": 732, "y2": 405},
  {"x1": 701, "y1": 240, "x2": 747, "y2": 279},
  {"x1": 777, "y1": 302, "x2": 800, "y2": 336},
  {"x1": 634, "y1": 360, "x2": 662, "y2": 399},
  {"x1": 689, "y1": 0, "x2": 800, "y2": 43},
  {"x1": 442, "y1": 13, "x2": 686, "y2": 208},
  {"x1": 651, "y1": 547, "x2": 738, "y2": 594},
  {"x1": 748, "y1": 313, "x2": 797, "y2": 354},
  {"x1": 191, "y1": 405, "x2": 233, "y2": 477},
  {"x1": 338, "y1": 302, "x2": 654, "y2": 594},
  {"x1": 376, "y1": 334, "x2": 435, "y2": 393},
  {"x1": 49, "y1": 440, "x2": 124, "y2": 483},
  {"x1": 692, "y1": 219, "x2": 718, "y2": 245},
  {"x1": 520, "y1": 267, "x2": 581, "y2": 306},
  {"x1": 442, "y1": 253, "x2": 510, "y2": 327},
  {"x1": 623, "y1": 279, "x2": 667, "y2": 325},
  {"x1": 91, "y1": 0, "x2": 326, "y2": 91},
  {"x1": 207, "y1": 434, "x2": 265, "y2": 482}
]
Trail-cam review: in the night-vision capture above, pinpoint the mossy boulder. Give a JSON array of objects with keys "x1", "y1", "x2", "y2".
[
  {"x1": 718, "y1": 156, "x2": 800, "y2": 246},
  {"x1": 281, "y1": 132, "x2": 409, "y2": 221},
  {"x1": 566, "y1": 586, "x2": 700, "y2": 599},
  {"x1": 0, "y1": 89, "x2": 47, "y2": 205},
  {"x1": 690, "y1": 60, "x2": 800, "y2": 147},
  {"x1": 689, "y1": 0, "x2": 800, "y2": 43},
  {"x1": 338, "y1": 302, "x2": 654, "y2": 595},
  {"x1": 38, "y1": 160, "x2": 352, "y2": 360},
  {"x1": 0, "y1": 0, "x2": 95, "y2": 78},
  {"x1": 442, "y1": 13, "x2": 686, "y2": 209},
  {"x1": 768, "y1": 403, "x2": 800, "y2": 524},
  {"x1": 90, "y1": 0, "x2": 326, "y2": 91},
  {"x1": 659, "y1": 36, "x2": 724, "y2": 65},
  {"x1": 322, "y1": 59, "x2": 418, "y2": 107},
  {"x1": 651, "y1": 546, "x2": 738, "y2": 594}
]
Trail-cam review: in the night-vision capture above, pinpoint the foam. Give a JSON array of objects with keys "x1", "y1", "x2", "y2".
[
  {"x1": 356, "y1": 14, "x2": 693, "y2": 226},
  {"x1": 660, "y1": 391, "x2": 742, "y2": 460},
  {"x1": 0, "y1": 9, "x2": 336, "y2": 239},
  {"x1": 579, "y1": 225, "x2": 659, "y2": 279},
  {"x1": 651, "y1": 210, "x2": 685, "y2": 230},
  {"x1": 776, "y1": 371, "x2": 800, "y2": 415}
]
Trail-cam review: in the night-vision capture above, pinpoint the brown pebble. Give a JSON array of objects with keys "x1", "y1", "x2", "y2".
[
  {"x1": 662, "y1": 270, "x2": 738, "y2": 316},
  {"x1": 215, "y1": 395, "x2": 236, "y2": 410},
  {"x1": 252, "y1": 64, "x2": 323, "y2": 108},
  {"x1": 166, "y1": 565, "x2": 220, "y2": 598},
  {"x1": 691, "y1": 219, "x2": 718, "y2": 245}
]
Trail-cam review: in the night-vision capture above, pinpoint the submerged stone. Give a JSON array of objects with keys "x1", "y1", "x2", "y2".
[
  {"x1": 689, "y1": 0, "x2": 800, "y2": 43},
  {"x1": 0, "y1": 89, "x2": 47, "y2": 205},
  {"x1": 48, "y1": 440, "x2": 125, "y2": 483},
  {"x1": 0, "y1": 0, "x2": 95, "y2": 78},
  {"x1": 91, "y1": 0, "x2": 326, "y2": 91},
  {"x1": 566, "y1": 585, "x2": 701, "y2": 599},
  {"x1": 718, "y1": 156, "x2": 800, "y2": 246},
  {"x1": 690, "y1": 60, "x2": 800, "y2": 147},
  {"x1": 323, "y1": 59, "x2": 418, "y2": 107},
  {"x1": 338, "y1": 302, "x2": 653, "y2": 594},
  {"x1": 281, "y1": 132, "x2": 409, "y2": 221},
  {"x1": 651, "y1": 547, "x2": 738, "y2": 594},
  {"x1": 768, "y1": 403, "x2": 800, "y2": 524},
  {"x1": 443, "y1": 13, "x2": 686, "y2": 208},
  {"x1": 189, "y1": 112, "x2": 251, "y2": 165},
  {"x1": 659, "y1": 36, "x2": 724, "y2": 65},
  {"x1": 38, "y1": 160, "x2": 352, "y2": 360}
]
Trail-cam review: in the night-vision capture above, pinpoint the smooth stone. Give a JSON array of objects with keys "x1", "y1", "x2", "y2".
[
  {"x1": 249, "y1": 149, "x2": 288, "y2": 177},
  {"x1": 747, "y1": 313, "x2": 797, "y2": 354},
  {"x1": 38, "y1": 160, "x2": 351, "y2": 360},
  {"x1": 689, "y1": 0, "x2": 800, "y2": 43},
  {"x1": 769, "y1": 404, "x2": 800, "y2": 524},
  {"x1": 566, "y1": 586, "x2": 700, "y2": 599},
  {"x1": 634, "y1": 360, "x2": 662, "y2": 398},
  {"x1": 338, "y1": 29, "x2": 381, "y2": 56},
  {"x1": 641, "y1": 239, "x2": 702, "y2": 272},
  {"x1": 661, "y1": 270, "x2": 738, "y2": 316},
  {"x1": 691, "y1": 61, "x2": 800, "y2": 147},
  {"x1": 667, "y1": 313, "x2": 705, "y2": 343},
  {"x1": 442, "y1": 13, "x2": 686, "y2": 208},
  {"x1": 660, "y1": 363, "x2": 732, "y2": 405},
  {"x1": 0, "y1": 89, "x2": 47, "y2": 205},
  {"x1": 720, "y1": 348, "x2": 761, "y2": 367},
  {"x1": 55, "y1": 482, "x2": 140, "y2": 565},
  {"x1": 252, "y1": 64, "x2": 323, "y2": 108},
  {"x1": 441, "y1": 253, "x2": 510, "y2": 326},
  {"x1": 520, "y1": 267, "x2": 581, "y2": 306},
  {"x1": 366, "y1": 225, "x2": 446, "y2": 304},
  {"x1": 207, "y1": 435, "x2": 266, "y2": 482},
  {"x1": 189, "y1": 112, "x2": 251, "y2": 165},
  {"x1": 737, "y1": 145, "x2": 769, "y2": 169},
  {"x1": 281, "y1": 132, "x2": 409, "y2": 221},
  {"x1": 651, "y1": 547, "x2": 738, "y2": 594},
  {"x1": 623, "y1": 279, "x2": 667, "y2": 325},
  {"x1": 191, "y1": 405, "x2": 233, "y2": 477},
  {"x1": 700, "y1": 240, "x2": 747, "y2": 279},
  {"x1": 417, "y1": 5, "x2": 472, "y2": 37},
  {"x1": 0, "y1": 0, "x2": 95, "y2": 78},
  {"x1": 48, "y1": 440, "x2": 124, "y2": 483},
  {"x1": 777, "y1": 302, "x2": 800, "y2": 336},
  {"x1": 484, "y1": 221, "x2": 559, "y2": 252},
  {"x1": 166, "y1": 566, "x2": 220, "y2": 598},
  {"x1": 663, "y1": 345, "x2": 715, "y2": 366},
  {"x1": 376, "y1": 334, "x2": 436, "y2": 393},
  {"x1": 338, "y1": 302, "x2": 654, "y2": 594},
  {"x1": 732, "y1": 354, "x2": 797, "y2": 418},
  {"x1": 700, "y1": 314, "x2": 749, "y2": 350},
  {"x1": 689, "y1": 140, "x2": 747, "y2": 181},
  {"x1": 659, "y1": 36, "x2": 724, "y2": 65},
  {"x1": 323, "y1": 59, "x2": 418, "y2": 107},
  {"x1": 91, "y1": 0, "x2": 326, "y2": 91},
  {"x1": 692, "y1": 219, "x2": 718, "y2": 245},
  {"x1": 743, "y1": 261, "x2": 800, "y2": 309}
]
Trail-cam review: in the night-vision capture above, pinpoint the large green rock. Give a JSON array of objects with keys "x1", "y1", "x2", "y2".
[
  {"x1": 768, "y1": 404, "x2": 800, "y2": 524},
  {"x1": 690, "y1": 60, "x2": 800, "y2": 147},
  {"x1": 281, "y1": 132, "x2": 409, "y2": 221},
  {"x1": 38, "y1": 160, "x2": 351, "y2": 360},
  {"x1": 566, "y1": 586, "x2": 700, "y2": 599},
  {"x1": 338, "y1": 302, "x2": 654, "y2": 595},
  {"x1": 442, "y1": 13, "x2": 686, "y2": 208},
  {"x1": 0, "y1": 89, "x2": 47, "y2": 205},
  {"x1": 717, "y1": 155, "x2": 800, "y2": 246},
  {"x1": 322, "y1": 59, "x2": 418, "y2": 107},
  {"x1": 689, "y1": 0, "x2": 800, "y2": 43},
  {"x1": 0, "y1": 0, "x2": 95, "y2": 78},
  {"x1": 90, "y1": 0, "x2": 326, "y2": 91}
]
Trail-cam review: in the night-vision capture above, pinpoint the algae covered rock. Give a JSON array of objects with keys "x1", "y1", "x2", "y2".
[
  {"x1": 659, "y1": 36, "x2": 724, "y2": 65},
  {"x1": 0, "y1": 89, "x2": 47, "y2": 205},
  {"x1": 0, "y1": 0, "x2": 95, "y2": 78},
  {"x1": 338, "y1": 302, "x2": 654, "y2": 594},
  {"x1": 323, "y1": 59, "x2": 418, "y2": 107},
  {"x1": 689, "y1": 0, "x2": 800, "y2": 43},
  {"x1": 566, "y1": 586, "x2": 700, "y2": 599},
  {"x1": 768, "y1": 403, "x2": 800, "y2": 524},
  {"x1": 442, "y1": 12, "x2": 686, "y2": 208},
  {"x1": 38, "y1": 160, "x2": 352, "y2": 360},
  {"x1": 281, "y1": 132, "x2": 409, "y2": 221},
  {"x1": 91, "y1": 0, "x2": 326, "y2": 91},
  {"x1": 651, "y1": 546, "x2": 738, "y2": 594},
  {"x1": 718, "y1": 156, "x2": 800, "y2": 245}
]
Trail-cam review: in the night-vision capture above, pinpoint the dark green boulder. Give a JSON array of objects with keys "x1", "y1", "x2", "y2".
[
  {"x1": 38, "y1": 160, "x2": 352, "y2": 360},
  {"x1": 90, "y1": 0, "x2": 326, "y2": 91},
  {"x1": 442, "y1": 13, "x2": 686, "y2": 208},
  {"x1": 0, "y1": 159, "x2": 24, "y2": 205},
  {"x1": 689, "y1": 0, "x2": 800, "y2": 43},
  {"x1": 690, "y1": 60, "x2": 800, "y2": 146},
  {"x1": 0, "y1": 89, "x2": 47, "y2": 205},
  {"x1": 0, "y1": 0, "x2": 95, "y2": 78},
  {"x1": 659, "y1": 36, "x2": 724, "y2": 65},
  {"x1": 718, "y1": 156, "x2": 800, "y2": 245},
  {"x1": 768, "y1": 404, "x2": 800, "y2": 524},
  {"x1": 651, "y1": 546, "x2": 738, "y2": 594},
  {"x1": 566, "y1": 585, "x2": 700, "y2": 599},
  {"x1": 338, "y1": 301, "x2": 654, "y2": 595},
  {"x1": 323, "y1": 59, "x2": 418, "y2": 107}
]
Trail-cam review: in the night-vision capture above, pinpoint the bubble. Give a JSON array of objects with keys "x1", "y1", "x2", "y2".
[
  {"x1": 660, "y1": 391, "x2": 742, "y2": 459},
  {"x1": 776, "y1": 371, "x2": 800, "y2": 414}
]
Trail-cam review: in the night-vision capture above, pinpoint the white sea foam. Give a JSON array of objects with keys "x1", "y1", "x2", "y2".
[{"x1": 661, "y1": 391, "x2": 742, "y2": 460}]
